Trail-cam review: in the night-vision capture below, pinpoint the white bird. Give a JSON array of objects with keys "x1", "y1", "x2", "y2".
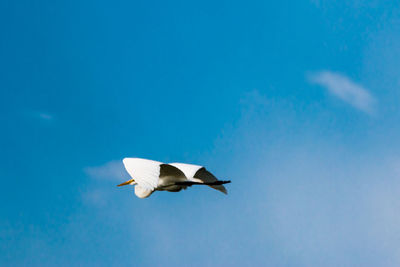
[{"x1": 117, "y1": 158, "x2": 231, "y2": 198}]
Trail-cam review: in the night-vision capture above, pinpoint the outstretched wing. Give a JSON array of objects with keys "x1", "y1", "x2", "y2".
[
  {"x1": 193, "y1": 167, "x2": 228, "y2": 194},
  {"x1": 169, "y1": 163, "x2": 228, "y2": 194},
  {"x1": 158, "y1": 164, "x2": 188, "y2": 189},
  {"x1": 122, "y1": 158, "x2": 162, "y2": 191},
  {"x1": 169, "y1": 163, "x2": 203, "y2": 179}
]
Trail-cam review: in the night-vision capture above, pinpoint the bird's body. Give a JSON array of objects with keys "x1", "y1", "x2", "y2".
[{"x1": 118, "y1": 158, "x2": 230, "y2": 198}]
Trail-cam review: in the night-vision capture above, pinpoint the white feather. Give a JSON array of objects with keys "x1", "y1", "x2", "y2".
[
  {"x1": 122, "y1": 158, "x2": 162, "y2": 190},
  {"x1": 134, "y1": 185, "x2": 154, "y2": 198},
  {"x1": 169, "y1": 163, "x2": 203, "y2": 181}
]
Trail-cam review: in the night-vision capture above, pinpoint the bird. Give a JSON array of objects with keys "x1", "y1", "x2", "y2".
[{"x1": 117, "y1": 157, "x2": 231, "y2": 198}]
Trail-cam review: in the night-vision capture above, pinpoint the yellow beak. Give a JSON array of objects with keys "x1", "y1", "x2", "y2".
[{"x1": 117, "y1": 179, "x2": 135, "y2": 187}]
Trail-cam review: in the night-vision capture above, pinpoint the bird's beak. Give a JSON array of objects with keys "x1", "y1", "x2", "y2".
[{"x1": 117, "y1": 179, "x2": 135, "y2": 187}]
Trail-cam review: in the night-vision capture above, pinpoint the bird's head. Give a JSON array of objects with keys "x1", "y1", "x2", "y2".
[{"x1": 117, "y1": 178, "x2": 137, "y2": 187}]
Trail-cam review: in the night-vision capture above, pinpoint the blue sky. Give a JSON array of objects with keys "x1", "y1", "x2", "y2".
[{"x1": 1, "y1": 0, "x2": 400, "y2": 266}]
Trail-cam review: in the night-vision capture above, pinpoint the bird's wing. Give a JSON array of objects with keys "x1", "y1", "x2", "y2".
[
  {"x1": 159, "y1": 164, "x2": 187, "y2": 181},
  {"x1": 122, "y1": 158, "x2": 162, "y2": 190},
  {"x1": 168, "y1": 163, "x2": 203, "y2": 180},
  {"x1": 169, "y1": 163, "x2": 228, "y2": 194},
  {"x1": 193, "y1": 167, "x2": 228, "y2": 194},
  {"x1": 160, "y1": 164, "x2": 187, "y2": 180}
]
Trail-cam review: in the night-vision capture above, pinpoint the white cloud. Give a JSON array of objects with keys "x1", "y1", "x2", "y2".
[
  {"x1": 37, "y1": 112, "x2": 53, "y2": 120},
  {"x1": 83, "y1": 160, "x2": 128, "y2": 206},
  {"x1": 84, "y1": 160, "x2": 126, "y2": 181},
  {"x1": 26, "y1": 110, "x2": 55, "y2": 121},
  {"x1": 201, "y1": 93, "x2": 400, "y2": 266},
  {"x1": 308, "y1": 70, "x2": 376, "y2": 114},
  {"x1": 81, "y1": 188, "x2": 109, "y2": 206}
]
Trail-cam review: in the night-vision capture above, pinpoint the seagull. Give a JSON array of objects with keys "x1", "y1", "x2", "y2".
[{"x1": 117, "y1": 158, "x2": 231, "y2": 198}]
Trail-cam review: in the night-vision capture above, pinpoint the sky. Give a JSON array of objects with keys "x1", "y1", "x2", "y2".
[{"x1": 1, "y1": 0, "x2": 400, "y2": 266}]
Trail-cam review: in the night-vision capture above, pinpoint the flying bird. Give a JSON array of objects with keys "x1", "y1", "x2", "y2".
[{"x1": 118, "y1": 158, "x2": 231, "y2": 198}]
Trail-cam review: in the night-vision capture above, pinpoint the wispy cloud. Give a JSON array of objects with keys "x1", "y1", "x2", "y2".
[
  {"x1": 84, "y1": 160, "x2": 126, "y2": 181},
  {"x1": 26, "y1": 110, "x2": 55, "y2": 121},
  {"x1": 308, "y1": 70, "x2": 376, "y2": 114},
  {"x1": 83, "y1": 160, "x2": 127, "y2": 206},
  {"x1": 37, "y1": 112, "x2": 53, "y2": 120},
  {"x1": 81, "y1": 188, "x2": 109, "y2": 206}
]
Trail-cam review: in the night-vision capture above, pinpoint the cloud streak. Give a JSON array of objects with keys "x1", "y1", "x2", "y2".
[
  {"x1": 84, "y1": 160, "x2": 126, "y2": 181},
  {"x1": 308, "y1": 71, "x2": 376, "y2": 114},
  {"x1": 83, "y1": 160, "x2": 127, "y2": 206},
  {"x1": 24, "y1": 110, "x2": 55, "y2": 121},
  {"x1": 37, "y1": 112, "x2": 53, "y2": 120}
]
